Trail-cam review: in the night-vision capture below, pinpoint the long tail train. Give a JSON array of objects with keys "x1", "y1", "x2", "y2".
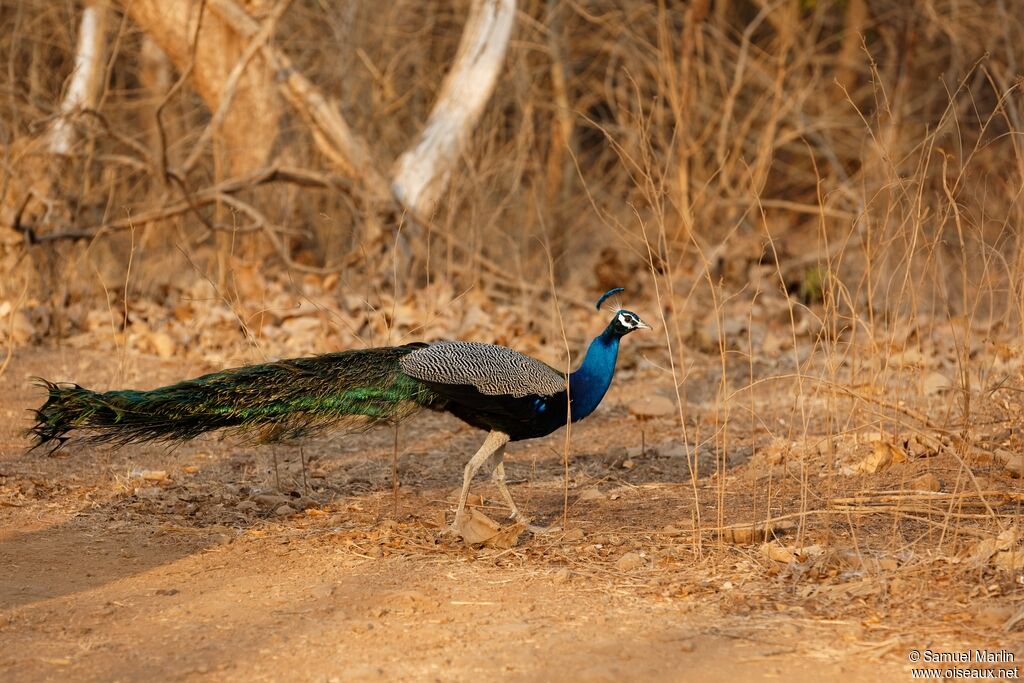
[{"x1": 29, "y1": 344, "x2": 442, "y2": 451}]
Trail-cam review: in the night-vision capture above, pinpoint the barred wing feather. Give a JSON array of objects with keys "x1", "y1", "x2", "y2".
[{"x1": 400, "y1": 341, "x2": 565, "y2": 398}]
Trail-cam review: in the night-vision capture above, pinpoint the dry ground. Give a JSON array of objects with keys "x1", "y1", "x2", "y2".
[{"x1": 1, "y1": 346, "x2": 1021, "y2": 682}]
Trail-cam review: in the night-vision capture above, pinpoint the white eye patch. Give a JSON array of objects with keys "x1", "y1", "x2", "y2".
[{"x1": 617, "y1": 313, "x2": 637, "y2": 328}]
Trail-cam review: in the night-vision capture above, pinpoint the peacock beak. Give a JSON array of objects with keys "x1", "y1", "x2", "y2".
[{"x1": 636, "y1": 319, "x2": 652, "y2": 331}]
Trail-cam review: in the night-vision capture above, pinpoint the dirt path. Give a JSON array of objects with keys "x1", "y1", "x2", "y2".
[{"x1": 0, "y1": 349, "x2": 1015, "y2": 681}]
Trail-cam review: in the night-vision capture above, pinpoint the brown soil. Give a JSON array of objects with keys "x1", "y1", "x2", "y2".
[{"x1": 1, "y1": 347, "x2": 1020, "y2": 682}]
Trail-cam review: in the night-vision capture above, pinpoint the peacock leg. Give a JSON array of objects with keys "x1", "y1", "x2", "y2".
[
  {"x1": 451, "y1": 430, "x2": 510, "y2": 533},
  {"x1": 489, "y1": 457, "x2": 521, "y2": 520}
]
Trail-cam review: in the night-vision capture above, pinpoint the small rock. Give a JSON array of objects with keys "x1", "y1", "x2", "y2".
[
  {"x1": 563, "y1": 528, "x2": 585, "y2": 542},
  {"x1": 922, "y1": 371, "x2": 952, "y2": 396},
  {"x1": 621, "y1": 459, "x2": 636, "y2": 470},
  {"x1": 551, "y1": 568, "x2": 572, "y2": 584},
  {"x1": 615, "y1": 551, "x2": 645, "y2": 571},
  {"x1": 236, "y1": 500, "x2": 258, "y2": 512},
  {"x1": 310, "y1": 584, "x2": 334, "y2": 600},
  {"x1": 149, "y1": 331, "x2": 176, "y2": 359},
  {"x1": 907, "y1": 435, "x2": 933, "y2": 458},
  {"x1": 135, "y1": 486, "x2": 163, "y2": 500},
  {"x1": 720, "y1": 519, "x2": 796, "y2": 545},
  {"x1": 274, "y1": 504, "x2": 296, "y2": 516},
  {"x1": 973, "y1": 604, "x2": 1016, "y2": 629},
  {"x1": 877, "y1": 556, "x2": 900, "y2": 571},
  {"x1": 577, "y1": 487, "x2": 605, "y2": 502},
  {"x1": 656, "y1": 442, "x2": 687, "y2": 459},
  {"x1": 907, "y1": 473, "x2": 942, "y2": 492},
  {"x1": 132, "y1": 469, "x2": 169, "y2": 482},
  {"x1": 995, "y1": 450, "x2": 1024, "y2": 478},
  {"x1": 628, "y1": 395, "x2": 675, "y2": 419},
  {"x1": 254, "y1": 493, "x2": 290, "y2": 508}
]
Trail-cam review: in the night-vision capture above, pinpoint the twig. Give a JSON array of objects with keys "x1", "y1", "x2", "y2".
[
  {"x1": 12, "y1": 166, "x2": 352, "y2": 242},
  {"x1": 156, "y1": 0, "x2": 207, "y2": 184}
]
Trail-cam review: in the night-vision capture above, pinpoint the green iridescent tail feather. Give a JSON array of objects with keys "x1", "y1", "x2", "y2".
[{"x1": 29, "y1": 345, "x2": 443, "y2": 451}]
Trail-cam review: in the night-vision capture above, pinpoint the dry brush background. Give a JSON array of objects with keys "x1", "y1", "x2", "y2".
[{"x1": 1, "y1": 0, "x2": 1024, "y2": 674}]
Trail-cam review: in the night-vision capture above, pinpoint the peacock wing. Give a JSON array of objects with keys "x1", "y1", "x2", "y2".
[{"x1": 398, "y1": 341, "x2": 566, "y2": 398}]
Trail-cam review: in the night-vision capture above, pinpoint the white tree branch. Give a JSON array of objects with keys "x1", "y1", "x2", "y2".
[
  {"x1": 390, "y1": 0, "x2": 516, "y2": 219},
  {"x1": 48, "y1": 0, "x2": 110, "y2": 155}
]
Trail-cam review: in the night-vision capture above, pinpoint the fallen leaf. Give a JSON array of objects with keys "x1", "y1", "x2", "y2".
[
  {"x1": 797, "y1": 544, "x2": 826, "y2": 559},
  {"x1": 993, "y1": 550, "x2": 1024, "y2": 573},
  {"x1": 973, "y1": 604, "x2": 1016, "y2": 629},
  {"x1": 760, "y1": 542, "x2": 797, "y2": 563},
  {"x1": 455, "y1": 508, "x2": 506, "y2": 546},
  {"x1": 149, "y1": 331, "x2": 176, "y2": 359},
  {"x1": 965, "y1": 538, "x2": 1001, "y2": 566},
  {"x1": 997, "y1": 527, "x2": 1020, "y2": 549},
  {"x1": 854, "y1": 440, "x2": 907, "y2": 474},
  {"x1": 483, "y1": 520, "x2": 526, "y2": 549},
  {"x1": 995, "y1": 450, "x2": 1024, "y2": 478}
]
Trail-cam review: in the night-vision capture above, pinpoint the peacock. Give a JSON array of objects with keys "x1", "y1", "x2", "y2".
[{"x1": 29, "y1": 288, "x2": 649, "y2": 536}]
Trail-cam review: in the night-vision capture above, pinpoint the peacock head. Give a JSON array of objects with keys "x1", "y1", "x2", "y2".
[
  {"x1": 608, "y1": 309, "x2": 651, "y2": 337},
  {"x1": 596, "y1": 288, "x2": 651, "y2": 337}
]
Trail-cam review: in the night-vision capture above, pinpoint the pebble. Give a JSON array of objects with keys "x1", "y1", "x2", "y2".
[
  {"x1": 615, "y1": 551, "x2": 645, "y2": 571},
  {"x1": 908, "y1": 472, "x2": 942, "y2": 492},
  {"x1": 274, "y1": 504, "x2": 296, "y2": 516},
  {"x1": 255, "y1": 493, "x2": 291, "y2": 508},
  {"x1": 628, "y1": 395, "x2": 675, "y2": 419}
]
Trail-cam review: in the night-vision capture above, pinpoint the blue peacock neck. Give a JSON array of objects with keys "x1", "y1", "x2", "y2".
[{"x1": 568, "y1": 328, "x2": 621, "y2": 422}]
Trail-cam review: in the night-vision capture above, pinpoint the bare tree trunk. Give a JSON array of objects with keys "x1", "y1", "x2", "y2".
[
  {"x1": 48, "y1": 0, "x2": 110, "y2": 155},
  {"x1": 138, "y1": 36, "x2": 174, "y2": 158},
  {"x1": 835, "y1": 0, "x2": 868, "y2": 93},
  {"x1": 543, "y1": 0, "x2": 575, "y2": 277},
  {"x1": 391, "y1": 0, "x2": 517, "y2": 220},
  {"x1": 124, "y1": 0, "x2": 284, "y2": 176},
  {"x1": 0, "y1": 0, "x2": 110, "y2": 233}
]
